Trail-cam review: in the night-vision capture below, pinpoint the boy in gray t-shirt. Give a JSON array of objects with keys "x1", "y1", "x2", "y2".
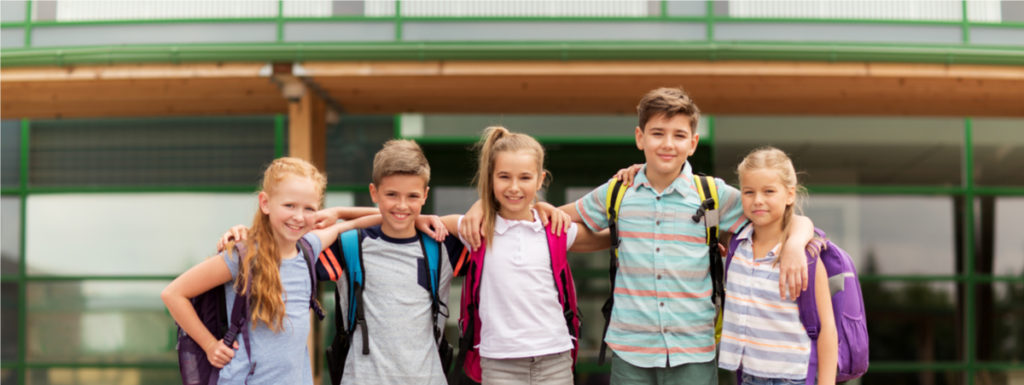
[{"x1": 314, "y1": 139, "x2": 465, "y2": 384}]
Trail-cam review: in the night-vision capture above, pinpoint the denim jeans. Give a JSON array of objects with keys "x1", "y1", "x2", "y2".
[{"x1": 740, "y1": 372, "x2": 806, "y2": 385}]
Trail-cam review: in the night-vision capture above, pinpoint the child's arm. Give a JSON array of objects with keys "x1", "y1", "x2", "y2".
[
  {"x1": 161, "y1": 256, "x2": 237, "y2": 368},
  {"x1": 778, "y1": 215, "x2": 814, "y2": 300},
  {"x1": 308, "y1": 215, "x2": 381, "y2": 247},
  {"x1": 313, "y1": 206, "x2": 381, "y2": 229},
  {"x1": 568, "y1": 226, "x2": 611, "y2": 252},
  {"x1": 460, "y1": 200, "x2": 578, "y2": 250},
  {"x1": 813, "y1": 256, "x2": 838, "y2": 385}
]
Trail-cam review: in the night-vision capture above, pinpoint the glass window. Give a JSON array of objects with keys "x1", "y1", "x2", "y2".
[
  {"x1": 324, "y1": 116, "x2": 394, "y2": 186},
  {"x1": 1, "y1": 281, "x2": 18, "y2": 362},
  {"x1": 864, "y1": 281, "x2": 960, "y2": 361},
  {"x1": 993, "y1": 198, "x2": 1024, "y2": 276},
  {"x1": 26, "y1": 193, "x2": 256, "y2": 276},
  {"x1": 29, "y1": 117, "x2": 275, "y2": 187},
  {"x1": 1, "y1": 196, "x2": 20, "y2": 274},
  {"x1": 405, "y1": 114, "x2": 701, "y2": 141},
  {"x1": 714, "y1": 116, "x2": 963, "y2": 186},
  {"x1": 804, "y1": 195, "x2": 957, "y2": 275},
  {"x1": 432, "y1": 186, "x2": 478, "y2": 216},
  {"x1": 26, "y1": 281, "x2": 174, "y2": 363},
  {"x1": 978, "y1": 281, "x2": 1024, "y2": 362},
  {"x1": 1, "y1": 369, "x2": 16, "y2": 385},
  {"x1": 27, "y1": 368, "x2": 180, "y2": 385},
  {"x1": 974, "y1": 118, "x2": 1024, "y2": 187},
  {"x1": 863, "y1": 370, "x2": 964, "y2": 385},
  {"x1": 1, "y1": 120, "x2": 20, "y2": 189}
]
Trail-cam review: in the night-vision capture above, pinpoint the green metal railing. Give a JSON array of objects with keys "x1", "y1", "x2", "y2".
[{"x1": 1, "y1": 0, "x2": 1023, "y2": 67}]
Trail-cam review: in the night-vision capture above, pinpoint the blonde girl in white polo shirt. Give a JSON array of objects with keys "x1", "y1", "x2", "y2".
[{"x1": 437, "y1": 126, "x2": 608, "y2": 385}]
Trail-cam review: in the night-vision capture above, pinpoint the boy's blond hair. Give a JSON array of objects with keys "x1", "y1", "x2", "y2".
[
  {"x1": 636, "y1": 87, "x2": 701, "y2": 132},
  {"x1": 372, "y1": 139, "x2": 430, "y2": 185}
]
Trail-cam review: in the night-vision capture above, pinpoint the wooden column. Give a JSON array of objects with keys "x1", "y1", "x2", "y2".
[
  {"x1": 283, "y1": 76, "x2": 327, "y2": 384},
  {"x1": 288, "y1": 89, "x2": 327, "y2": 171}
]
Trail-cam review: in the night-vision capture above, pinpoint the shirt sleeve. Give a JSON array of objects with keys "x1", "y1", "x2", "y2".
[
  {"x1": 574, "y1": 180, "x2": 612, "y2": 233},
  {"x1": 565, "y1": 222, "x2": 580, "y2": 250},
  {"x1": 716, "y1": 178, "x2": 748, "y2": 234},
  {"x1": 221, "y1": 248, "x2": 241, "y2": 280}
]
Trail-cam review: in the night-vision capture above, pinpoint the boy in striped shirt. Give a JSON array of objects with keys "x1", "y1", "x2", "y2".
[{"x1": 567, "y1": 88, "x2": 816, "y2": 384}]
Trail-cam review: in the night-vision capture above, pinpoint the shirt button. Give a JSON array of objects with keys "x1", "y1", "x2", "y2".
[
  {"x1": 656, "y1": 220, "x2": 661, "y2": 226},
  {"x1": 657, "y1": 274, "x2": 662, "y2": 280},
  {"x1": 662, "y1": 327, "x2": 667, "y2": 333},
  {"x1": 660, "y1": 302, "x2": 665, "y2": 307},
  {"x1": 656, "y1": 196, "x2": 661, "y2": 201},
  {"x1": 656, "y1": 247, "x2": 660, "y2": 253}
]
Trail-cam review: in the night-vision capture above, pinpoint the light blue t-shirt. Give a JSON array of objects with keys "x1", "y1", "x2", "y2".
[{"x1": 218, "y1": 233, "x2": 322, "y2": 385}]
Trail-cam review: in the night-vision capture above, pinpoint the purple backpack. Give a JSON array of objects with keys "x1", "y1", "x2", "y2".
[
  {"x1": 726, "y1": 228, "x2": 869, "y2": 385},
  {"x1": 175, "y1": 239, "x2": 323, "y2": 385}
]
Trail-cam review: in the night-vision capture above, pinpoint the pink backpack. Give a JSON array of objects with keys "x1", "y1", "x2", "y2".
[{"x1": 455, "y1": 224, "x2": 581, "y2": 383}]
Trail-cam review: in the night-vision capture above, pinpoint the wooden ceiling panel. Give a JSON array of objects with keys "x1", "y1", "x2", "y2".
[{"x1": 3, "y1": 60, "x2": 1022, "y2": 119}]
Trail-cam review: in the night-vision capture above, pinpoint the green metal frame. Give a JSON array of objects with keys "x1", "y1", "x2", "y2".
[
  {"x1": 2, "y1": 0, "x2": 1023, "y2": 67},
  {"x1": 2, "y1": 0, "x2": 1023, "y2": 381},
  {"x1": 2, "y1": 113, "x2": 1024, "y2": 384}
]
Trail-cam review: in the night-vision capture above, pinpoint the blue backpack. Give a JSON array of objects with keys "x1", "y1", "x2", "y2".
[
  {"x1": 726, "y1": 227, "x2": 869, "y2": 385},
  {"x1": 324, "y1": 229, "x2": 453, "y2": 385},
  {"x1": 176, "y1": 239, "x2": 324, "y2": 385}
]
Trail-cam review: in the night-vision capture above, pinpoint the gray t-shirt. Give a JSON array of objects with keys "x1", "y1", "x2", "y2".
[
  {"x1": 218, "y1": 233, "x2": 322, "y2": 385},
  {"x1": 319, "y1": 226, "x2": 462, "y2": 385}
]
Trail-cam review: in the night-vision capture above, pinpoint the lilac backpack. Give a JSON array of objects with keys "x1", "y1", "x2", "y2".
[
  {"x1": 726, "y1": 228, "x2": 869, "y2": 385},
  {"x1": 175, "y1": 239, "x2": 323, "y2": 385}
]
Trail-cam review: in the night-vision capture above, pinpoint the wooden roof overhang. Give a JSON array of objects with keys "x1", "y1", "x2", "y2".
[{"x1": 3, "y1": 60, "x2": 1023, "y2": 119}]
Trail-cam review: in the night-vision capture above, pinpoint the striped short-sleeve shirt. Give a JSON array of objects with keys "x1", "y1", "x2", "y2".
[
  {"x1": 718, "y1": 225, "x2": 812, "y2": 380},
  {"x1": 575, "y1": 162, "x2": 745, "y2": 368}
]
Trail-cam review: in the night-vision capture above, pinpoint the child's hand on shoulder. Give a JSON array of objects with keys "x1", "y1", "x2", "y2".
[
  {"x1": 216, "y1": 224, "x2": 248, "y2": 252},
  {"x1": 613, "y1": 163, "x2": 644, "y2": 186},
  {"x1": 313, "y1": 207, "x2": 341, "y2": 229},
  {"x1": 460, "y1": 200, "x2": 484, "y2": 251},
  {"x1": 416, "y1": 215, "x2": 448, "y2": 241},
  {"x1": 535, "y1": 201, "x2": 571, "y2": 236}
]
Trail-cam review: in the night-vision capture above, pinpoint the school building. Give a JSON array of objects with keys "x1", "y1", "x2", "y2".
[{"x1": 1, "y1": 1, "x2": 1022, "y2": 384}]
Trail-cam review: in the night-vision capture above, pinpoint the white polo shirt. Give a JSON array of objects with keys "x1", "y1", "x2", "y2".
[{"x1": 459, "y1": 210, "x2": 579, "y2": 359}]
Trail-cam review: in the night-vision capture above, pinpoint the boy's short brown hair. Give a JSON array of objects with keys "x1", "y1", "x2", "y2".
[
  {"x1": 636, "y1": 87, "x2": 701, "y2": 132},
  {"x1": 371, "y1": 139, "x2": 430, "y2": 185}
]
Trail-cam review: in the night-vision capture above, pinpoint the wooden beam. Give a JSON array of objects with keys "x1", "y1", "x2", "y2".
[{"x1": 287, "y1": 86, "x2": 327, "y2": 171}]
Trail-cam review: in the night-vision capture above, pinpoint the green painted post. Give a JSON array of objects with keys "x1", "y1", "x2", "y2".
[
  {"x1": 961, "y1": 0, "x2": 970, "y2": 44},
  {"x1": 705, "y1": 0, "x2": 714, "y2": 42},
  {"x1": 17, "y1": 119, "x2": 29, "y2": 385},
  {"x1": 277, "y1": 0, "x2": 285, "y2": 43},
  {"x1": 394, "y1": 0, "x2": 403, "y2": 41},
  {"x1": 274, "y1": 114, "x2": 285, "y2": 158},
  {"x1": 23, "y1": 0, "x2": 32, "y2": 47},
  {"x1": 963, "y1": 117, "x2": 976, "y2": 385}
]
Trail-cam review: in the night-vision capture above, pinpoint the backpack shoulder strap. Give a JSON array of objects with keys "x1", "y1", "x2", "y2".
[
  {"x1": 418, "y1": 233, "x2": 447, "y2": 339},
  {"x1": 692, "y1": 174, "x2": 720, "y2": 243},
  {"x1": 339, "y1": 229, "x2": 369, "y2": 354},
  {"x1": 296, "y1": 236, "x2": 325, "y2": 321},
  {"x1": 598, "y1": 178, "x2": 627, "y2": 366}
]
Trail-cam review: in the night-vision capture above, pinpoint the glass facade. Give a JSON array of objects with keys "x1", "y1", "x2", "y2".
[{"x1": 1, "y1": 114, "x2": 1021, "y2": 384}]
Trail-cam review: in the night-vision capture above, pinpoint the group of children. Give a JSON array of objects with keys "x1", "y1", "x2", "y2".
[{"x1": 162, "y1": 87, "x2": 839, "y2": 385}]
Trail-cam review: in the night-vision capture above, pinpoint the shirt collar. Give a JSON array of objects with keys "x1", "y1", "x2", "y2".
[
  {"x1": 736, "y1": 225, "x2": 781, "y2": 257},
  {"x1": 632, "y1": 162, "x2": 695, "y2": 198},
  {"x1": 494, "y1": 209, "x2": 544, "y2": 235}
]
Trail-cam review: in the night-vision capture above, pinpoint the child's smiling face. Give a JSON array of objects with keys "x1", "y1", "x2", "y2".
[
  {"x1": 740, "y1": 168, "x2": 796, "y2": 231},
  {"x1": 370, "y1": 174, "x2": 428, "y2": 238},
  {"x1": 635, "y1": 113, "x2": 699, "y2": 186},
  {"x1": 491, "y1": 149, "x2": 544, "y2": 221}
]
